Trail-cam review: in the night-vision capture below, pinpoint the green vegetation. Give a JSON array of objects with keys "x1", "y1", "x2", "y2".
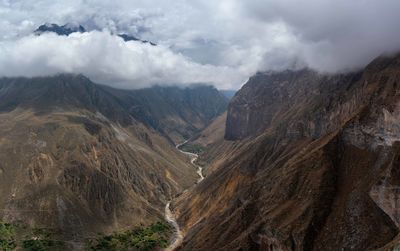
[
  {"x1": 0, "y1": 222, "x2": 16, "y2": 250},
  {"x1": 0, "y1": 221, "x2": 171, "y2": 251},
  {"x1": 0, "y1": 221, "x2": 66, "y2": 251},
  {"x1": 85, "y1": 222, "x2": 171, "y2": 251},
  {"x1": 21, "y1": 239, "x2": 65, "y2": 251}
]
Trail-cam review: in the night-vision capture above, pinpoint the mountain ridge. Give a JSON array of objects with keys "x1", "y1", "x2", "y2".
[
  {"x1": 34, "y1": 23, "x2": 156, "y2": 45},
  {"x1": 0, "y1": 74, "x2": 228, "y2": 143},
  {"x1": 0, "y1": 74, "x2": 227, "y2": 247},
  {"x1": 173, "y1": 53, "x2": 400, "y2": 250}
]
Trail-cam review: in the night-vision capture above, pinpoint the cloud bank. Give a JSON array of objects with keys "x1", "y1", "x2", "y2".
[
  {"x1": 1, "y1": 0, "x2": 400, "y2": 89},
  {"x1": 0, "y1": 32, "x2": 244, "y2": 89}
]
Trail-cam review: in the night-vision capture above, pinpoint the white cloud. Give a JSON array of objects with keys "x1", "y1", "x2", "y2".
[
  {"x1": 1, "y1": 0, "x2": 400, "y2": 89},
  {"x1": 0, "y1": 31, "x2": 248, "y2": 89}
]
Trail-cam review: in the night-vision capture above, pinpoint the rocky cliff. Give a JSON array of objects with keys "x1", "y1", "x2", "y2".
[{"x1": 174, "y1": 54, "x2": 400, "y2": 250}]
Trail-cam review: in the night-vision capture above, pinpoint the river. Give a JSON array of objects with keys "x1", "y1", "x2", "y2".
[{"x1": 164, "y1": 140, "x2": 204, "y2": 251}]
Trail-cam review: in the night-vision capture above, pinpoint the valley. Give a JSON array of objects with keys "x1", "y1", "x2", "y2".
[
  {"x1": 165, "y1": 141, "x2": 205, "y2": 251},
  {"x1": 2, "y1": 4, "x2": 400, "y2": 250},
  {"x1": 171, "y1": 54, "x2": 400, "y2": 251},
  {"x1": 3, "y1": 54, "x2": 400, "y2": 250},
  {"x1": 0, "y1": 74, "x2": 227, "y2": 250}
]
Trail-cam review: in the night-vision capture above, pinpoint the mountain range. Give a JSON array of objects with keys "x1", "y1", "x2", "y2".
[
  {"x1": 2, "y1": 21, "x2": 400, "y2": 251},
  {"x1": 0, "y1": 74, "x2": 227, "y2": 248}
]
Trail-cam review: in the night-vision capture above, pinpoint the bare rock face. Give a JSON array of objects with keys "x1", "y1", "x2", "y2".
[
  {"x1": 225, "y1": 69, "x2": 364, "y2": 141},
  {"x1": 175, "y1": 54, "x2": 400, "y2": 250}
]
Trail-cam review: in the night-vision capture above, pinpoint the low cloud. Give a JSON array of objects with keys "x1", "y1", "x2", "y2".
[
  {"x1": 0, "y1": 31, "x2": 249, "y2": 89},
  {"x1": 1, "y1": 0, "x2": 400, "y2": 89},
  {"x1": 237, "y1": 0, "x2": 400, "y2": 72}
]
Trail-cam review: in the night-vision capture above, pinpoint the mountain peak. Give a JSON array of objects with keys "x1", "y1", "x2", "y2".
[
  {"x1": 33, "y1": 23, "x2": 156, "y2": 45},
  {"x1": 117, "y1": 33, "x2": 157, "y2": 46},
  {"x1": 34, "y1": 23, "x2": 86, "y2": 36}
]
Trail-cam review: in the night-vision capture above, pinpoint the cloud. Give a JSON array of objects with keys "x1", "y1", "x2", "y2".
[
  {"x1": 1, "y1": 0, "x2": 400, "y2": 89},
  {"x1": 0, "y1": 31, "x2": 247, "y2": 89},
  {"x1": 236, "y1": 0, "x2": 400, "y2": 72}
]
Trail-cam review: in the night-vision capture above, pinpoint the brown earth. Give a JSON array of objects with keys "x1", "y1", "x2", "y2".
[
  {"x1": 0, "y1": 108, "x2": 197, "y2": 243},
  {"x1": 174, "y1": 54, "x2": 400, "y2": 251},
  {"x1": 0, "y1": 75, "x2": 227, "y2": 245}
]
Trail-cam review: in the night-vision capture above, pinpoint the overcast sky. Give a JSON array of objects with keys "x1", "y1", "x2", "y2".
[{"x1": 1, "y1": 0, "x2": 400, "y2": 90}]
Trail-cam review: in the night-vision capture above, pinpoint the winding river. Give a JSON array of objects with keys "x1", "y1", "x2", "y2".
[{"x1": 164, "y1": 141, "x2": 204, "y2": 251}]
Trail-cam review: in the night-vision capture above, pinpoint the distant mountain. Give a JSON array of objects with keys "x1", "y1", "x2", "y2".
[
  {"x1": 117, "y1": 33, "x2": 156, "y2": 45},
  {"x1": 34, "y1": 23, "x2": 156, "y2": 45},
  {"x1": 0, "y1": 75, "x2": 227, "y2": 143},
  {"x1": 34, "y1": 23, "x2": 86, "y2": 36},
  {"x1": 0, "y1": 74, "x2": 227, "y2": 245},
  {"x1": 219, "y1": 89, "x2": 236, "y2": 99},
  {"x1": 102, "y1": 84, "x2": 229, "y2": 142}
]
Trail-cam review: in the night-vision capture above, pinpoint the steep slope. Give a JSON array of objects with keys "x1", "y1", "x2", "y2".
[
  {"x1": 190, "y1": 112, "x2": 227, "y2": 148},
  {"x1": 103, "y1": 84, "x2": 229, "y2": 143},
  {"x1": 0, "y1": 75, "x2": 226, "y2": 246},
  {"x1": 174, "y1": 54, "x2": 400, "y2": 250},
  {"x1": 0, "y1": 75, "x2": 228, "y2": 143}
]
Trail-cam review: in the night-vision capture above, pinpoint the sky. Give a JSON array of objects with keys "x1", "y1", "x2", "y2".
[{"x1": 1, "y1": 0, "x2": 400, "y2": 90}]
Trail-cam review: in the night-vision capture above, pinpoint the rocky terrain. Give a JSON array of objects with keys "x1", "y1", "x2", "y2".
[
  {"x1": 0, "y1": 74, "x2": 227, "y2": 246},
  {"x1": 173, "y1": 53, "x2": 400, "y2": 250}
]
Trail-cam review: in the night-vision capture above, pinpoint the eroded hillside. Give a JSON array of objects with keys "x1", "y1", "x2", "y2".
[
  {"x1": 0, "y1": 74, "x2": 227, "y2": 247},
  {"x1": 174, "y1": 54, "x2": 400, "y2": 250}
]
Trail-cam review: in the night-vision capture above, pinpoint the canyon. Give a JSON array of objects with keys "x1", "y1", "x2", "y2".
[
  {"x1": 169, "y1": 53, "x2": 400, "y2": 250},
  {"x1": 2, "y1": 47, "x2": 400, "y2": 251},
  {"x1": 2, "y1": 1, "x2": 400, "y2": 250}
]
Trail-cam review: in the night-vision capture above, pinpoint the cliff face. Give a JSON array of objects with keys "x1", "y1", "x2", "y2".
[
  {"x1": 225, "y1": 69, "x2": 364, "y2": 141},
  {"x1": 0, "y1": 75, "x2": 226, "y2": 243},
  {"x1": 175, "y1": 54, "x2": 400, "y2": 250}
]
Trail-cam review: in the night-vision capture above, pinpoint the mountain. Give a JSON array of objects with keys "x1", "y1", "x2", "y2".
[
  {"x1": 0, "y1": 74, "x2": 227, "y2": 247},
  {"x1": 117, "y1": 33, "x2": 157, "y2": 45},
  {"x1": 173, "y1": 54, "x2": 400, "y2": 250},
  {"x1": 219, "y1": 90, "x2": 237, "y2": 99},
  {"x1": 34, "y1": 23, "x2": 156, "y2": 45},
  {"x1": 34, "y1": 23, "x2": 86, "y2": 36},
  {"x1": 100, "y1": 84, "x2": 228, "y2": 143},
  {"x1": 0, "y1": 75, "x2": 228, "y2": 143}
]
